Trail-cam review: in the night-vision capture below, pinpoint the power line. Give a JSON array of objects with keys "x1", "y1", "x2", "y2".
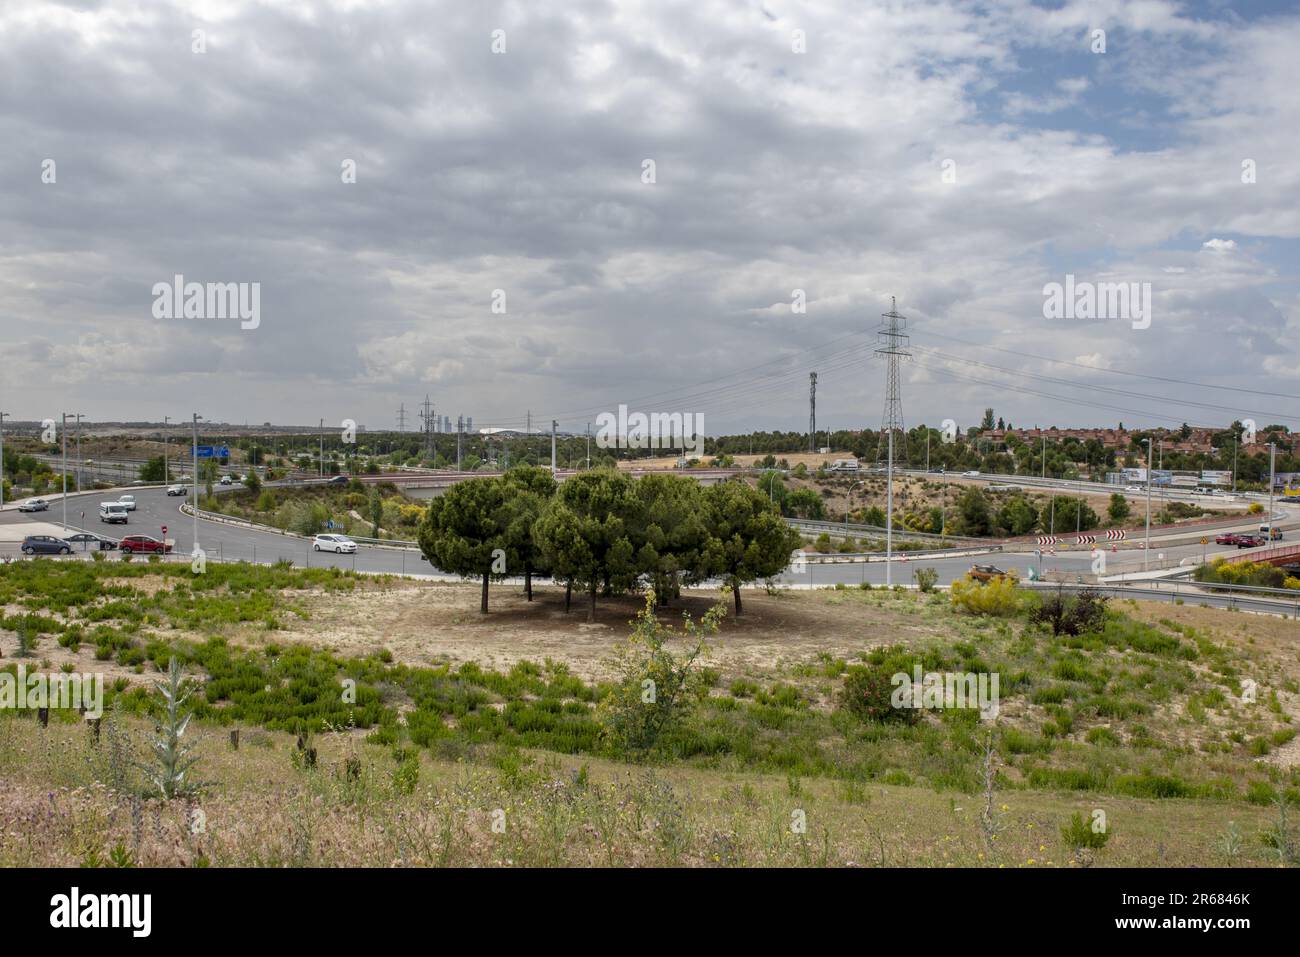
[
  {"x1": 927, "y1": 329, "x2": 1300, "y2": 401},
  {"x1": 912, "y1": 345, "x2": 1300, "y2": 425}
]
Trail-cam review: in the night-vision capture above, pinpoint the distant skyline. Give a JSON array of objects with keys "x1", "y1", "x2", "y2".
[{"x1": 2, "y1": 0, "x2": 1298, "y2": 434}]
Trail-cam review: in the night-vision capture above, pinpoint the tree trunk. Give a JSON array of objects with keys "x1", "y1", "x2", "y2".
[
  {"x1": 564, "y1": 580, "x2": 572, "y2": 613},
  {"x1": 588, "y1": 586, "x2": 597, "y2": 623},
  {"x1": 525, "y1": 565, "x2": 533, "y2": 601},
  {"x1": 481, "y1": 572, "x2": 489, "y2": 614},
  {"x1": 732, "y1": 581, "x2": 742, "y2": 615}
]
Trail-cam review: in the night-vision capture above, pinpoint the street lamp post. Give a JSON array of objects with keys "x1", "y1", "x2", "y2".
[
  {"x1": 60, "y1": 412, "x2": 71, "y2": 531},
  {"x1": 1267, "y1": 441, "x2": 1276, "y2": 540},
  {"x1": 1232, "y1": 429, "x2": 1238, "y2": 494},
  {"x1": 164, "y1": 415, "x2": 169, "y2": 485},
  {"x1": 846, "y1": 479, "x2": 864, "y2": 534},
  {"x1": 192, "y1": 413, "x2": 201, "y2": 547},
  {"x1": 0, "y1": 411, "x2": 7, "y2": 507},
  {"x1": 886, "y1": 428, "x2": 895, "y2": 587},
  {"x1": 1143, "y1": 438, "x2": 1153, "y2": 571}
]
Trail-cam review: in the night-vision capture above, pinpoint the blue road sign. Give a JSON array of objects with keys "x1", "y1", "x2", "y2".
[
  {"x1": 326, "y1": 520, "x2": 335, "y2": 530},
  {"x1": 193, "y1": 445, "x2": 231, "y2": 459}
]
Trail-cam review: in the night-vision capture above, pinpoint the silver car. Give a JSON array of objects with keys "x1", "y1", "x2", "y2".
[{"x1": 312, "y1": 534, "x2": 357, "y2": 554}]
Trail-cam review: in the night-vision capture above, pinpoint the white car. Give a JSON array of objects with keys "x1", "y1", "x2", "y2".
[
  {"x1": 1124, "y1": 485, "x2": 1142, "y2": 493},
  {"x1": 220, "y1": 475, "x2": 233, "y2": 485},
  {"x1": 17, "y1": 498, "x2": 50, "y2": 512},
  {"x1": 166, "y1": 485, "x2": 187, "y2": 496},
  {"x1": 313, "y1": 534, "x2": 357, "y2": 554},
  {"x1": 962, "y1": 470, "x2": 981, "y2": 477},
  {"x1": 117, "y1": 494, "x2": 137, "y2": 511}
]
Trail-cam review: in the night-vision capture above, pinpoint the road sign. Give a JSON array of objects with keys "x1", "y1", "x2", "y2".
[
  {"x1": 326, "y1": 520, "x2": 334, "y2": 530},
  {"x1": 162, "y1": 526, "x2": 168, "y2": 535},
  {"x1": 193, "y1": 445, "x2": 231, "y2": 459},
  {"x1": 1200, "y1": 537, "x2": 1208, "y2": 545}
]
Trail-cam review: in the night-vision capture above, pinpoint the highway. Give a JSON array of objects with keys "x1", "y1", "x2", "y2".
[{"x1": 0, "y1": 480, "x2": 1295, "y2": 595}]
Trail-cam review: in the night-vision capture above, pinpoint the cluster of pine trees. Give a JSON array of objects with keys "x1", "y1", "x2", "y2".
[{"x1": 417, "y1": 467, "x2": 801, "y2": 620}]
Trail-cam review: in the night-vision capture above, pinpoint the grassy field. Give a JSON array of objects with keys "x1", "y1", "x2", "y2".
[{"x1": 1, "y1": 559, "x2": 1297, "y2": 867}]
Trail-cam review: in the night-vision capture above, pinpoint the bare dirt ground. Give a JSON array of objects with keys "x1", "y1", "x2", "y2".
[
  {"x1": 1123, "y1": 600, "x2": 1300, "y2": 768},
  {"x1": 255, "y1": 581, "x2": 920, "y2": 683}
]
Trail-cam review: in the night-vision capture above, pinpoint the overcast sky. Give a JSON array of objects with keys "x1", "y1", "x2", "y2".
[{"x1": 1, "y1": 0, "x2": 1298, "y2": 436}]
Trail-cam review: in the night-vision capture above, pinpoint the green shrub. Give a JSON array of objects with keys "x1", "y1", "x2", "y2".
[
  {"x1": 1061, "y1": 812, "x2": 1110, "y2": 850},
  {"x1": 840, "y1": 666, "x2": 918, "y2": 724}
]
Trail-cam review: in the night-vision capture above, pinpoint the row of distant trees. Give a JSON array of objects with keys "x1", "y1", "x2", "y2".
[{"x1": 417, "y1": 467, "x2": 801, "y2": 620}]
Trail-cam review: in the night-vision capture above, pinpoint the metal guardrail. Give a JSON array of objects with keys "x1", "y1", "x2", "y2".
[
  {"x1": 787, "y1": 517, "x2": 986, "y2": 546},
  {"x1": 1022, "y1": 578, "x2": 1300, "y2": 619},
  {"x1": 180, "y1": 502, "x2": 419, "y2": 549}
]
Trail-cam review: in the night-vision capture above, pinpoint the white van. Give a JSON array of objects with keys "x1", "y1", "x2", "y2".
[{"x1": 99, "y1": 502, "x2": 129, "y2": 524}]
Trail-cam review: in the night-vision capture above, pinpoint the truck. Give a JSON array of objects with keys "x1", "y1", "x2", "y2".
[
  {"x1": 828, "y1": 458, "x2": 859, "y2": 472},
  {"x1": 99, "y1": 502, "x2": 129, "y2": 524}
]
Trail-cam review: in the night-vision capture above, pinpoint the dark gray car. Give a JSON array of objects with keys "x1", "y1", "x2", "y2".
[
  {"x1": 21, "y1": 535, "x2": 71, "y2": 555},
  {"x1": 64, "y1": 533, "x2": 118, "y2": 551}
]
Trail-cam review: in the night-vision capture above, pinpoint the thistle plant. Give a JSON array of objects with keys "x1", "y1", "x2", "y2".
[
  {"x1": 15, "y1": 621, "x2": 35, "y2": 658},
  {"x1": 143, "y1": 657, "x2": 204, "y2": 800}
]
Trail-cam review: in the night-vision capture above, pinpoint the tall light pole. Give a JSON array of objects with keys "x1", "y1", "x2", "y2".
[
  {"x1": 319, "y1": 419, "x2": 325, "y2": 477},
  {"x1": 846, "y1": 479, "x2": 864, "y2": 533},
  {"x1": 586, "y1": 423, "x2": 591, "y2": 469},
  {"x1": 1232, "y1": 427, "x2": 1238, "y2": 493},
  {"x1": 1143, "y1": 437, "x2": 1153, "y2": 571},
  {"x1": 551, "y1": 420, "x2": 558, "y2": 476},
  {"x1": 0, "y1": 411, "x2": 7, "y2": 507},
  {"x1": 1267, "y1": 441, "x2": 1276, "y2": 539},
  {"x1": 886, "y1": 428, "x2": 895, "y2": 586},
  {"x1": 192, "y1": 413, "x2": 201, "y2": 546},
  {"x1": 60, "y1": 412, "x2": 71, "y2": 531},
  {"x1": 164, "y1": 415, "x2": 170, "y2": 485},
  {"x1": 74, "y1": 413, "x2": 83, "y2": 494}
]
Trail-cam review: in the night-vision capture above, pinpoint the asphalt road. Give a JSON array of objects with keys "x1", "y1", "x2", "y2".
[{"x1": 0, "y1": 483, "x2": 1292, "y2": 592}]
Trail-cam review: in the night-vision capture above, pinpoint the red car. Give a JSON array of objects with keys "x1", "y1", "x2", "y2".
[
  {"x1": 1215, "y1": 533, "x2": 1243, "y2": 545},
  {"x1": 1236, "y1": 534, "x2": 1265, "y2": 549},
  {"x1": 119, "y1": 535, "x2": 172, "y2": 555}
]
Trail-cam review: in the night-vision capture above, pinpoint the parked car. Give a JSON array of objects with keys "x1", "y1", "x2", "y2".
[
  {"x1": 116, "y1": 494, "x2": 137, "y2": 511},
  {"x1": 166, "y1": 485, "x2": 187, "y2": 496},
  {"x1": 17, "y1": 498, "x2": 49, "y2": 512},
  {"x1": 64, "y1": 532, "x2": 117, "y2": 551},
  {"x1": 99, "y1": 502, "x2": 129, "y2": 524},
  {"x1": 1215, "y1": 533, "x2": 1243, "y2": 545},
  {"x1": 118, "y1": 535, "x2": 171, "y2": 554},
  {"x1": 21, "y1": 535, "x2": 71, "y2": 555},
  {"x1": 1236, "y1": 534, "x2": 1265, "y2": 548},
  {"x1": 313, "y1": 534, "x2": 357, "y2": 554},
  {"x1": 969, "y1": 564, "x2": 1013, "y2": 583}
]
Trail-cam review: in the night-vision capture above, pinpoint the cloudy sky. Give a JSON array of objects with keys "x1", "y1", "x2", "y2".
[{"x1": 1, "y1": 0, "x2": 1298, "y2": 436}]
